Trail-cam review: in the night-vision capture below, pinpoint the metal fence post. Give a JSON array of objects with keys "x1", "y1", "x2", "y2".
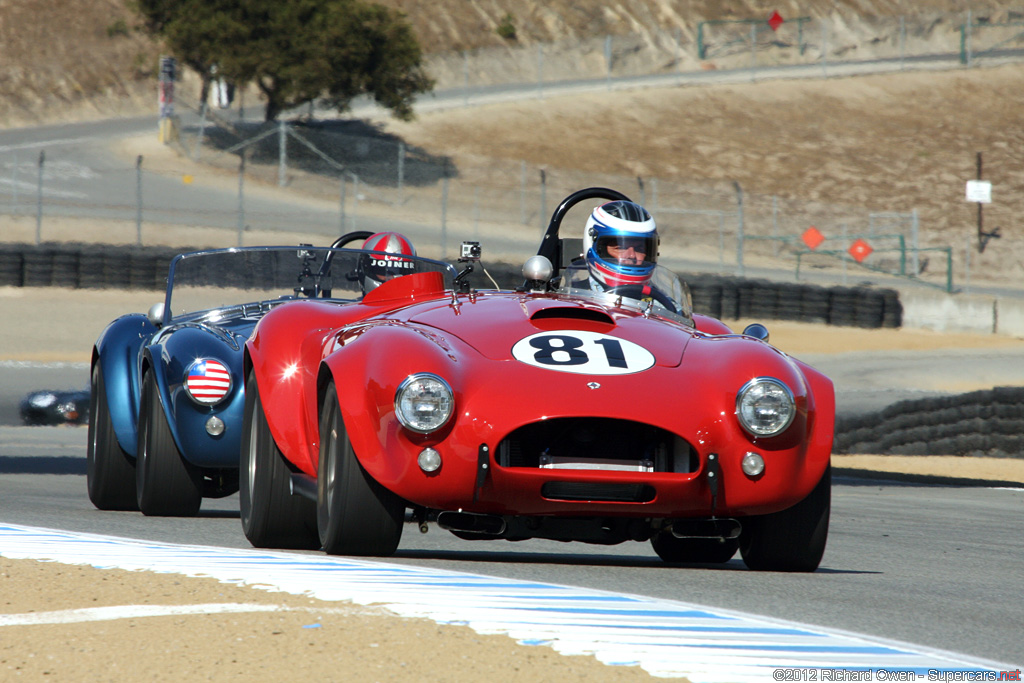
[
  {"x1": 605, "y1": 35, "x2": 612, "y2": 89},
  {"x1": 340, "y1": 174, "x2": 347, "y2": 232},
  {"x1": 194, "y1": 102, "x2": 208, "y2": 161},
  {"x1": 520, "y1": 160, "x2": 527, "y2": 224},
  {"x1": 772, "y1": 195, "x2": 779, "y2": 256},
  {"x1": 441, "y1": 161, "x2": 449, "y2": 259},
  {"x1": 237, "y1": 150, "x2": 246, "y2": 247},
  {"x1": 135, "y1": 155, "x2": 143, "y2": 246},
  {"x1": 536, "y1": 44, "x2": 544, "y2": 99},
  {"x1": 539, "y1": 169, "x2": 547, "y2": 235},
  {"x1": 11, "y1": 151, "x2": 17, "y2": 212},
  {"x1": 352, "y1": 174, "x2": 359, "y2": 230},
  {"x1": 35, "y1": 150, "x2": 44, "y2": 245},
  {"x1": 911, "y1": 208, "x2": 920, "y2": 275},
  {"x1": 278, "y1": 120, "x2": 287, "y2": 187},
  {"x1": 821, "y1": 19, "x2": 828, "y2": 77},
  {"x1": 733, "y1": 181, "x2": 744, "y2": 277},
  {"x1": 397, "y1": 141, "x2": 405, "y2": 201}
]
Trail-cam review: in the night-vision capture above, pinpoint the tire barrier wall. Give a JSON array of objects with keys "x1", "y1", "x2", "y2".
[
  {"x1": 476, "y1": 263, "x2": 902, "y2": 329},
  {"x1": 2, "y1": 244, "x2": 903, "y2": 329},
  {"x1": 0, "y1": 243, "x2": 183, "y2": 291},
  {"x1": 834, "y1": 386, "x2": 1024, "y2": 458}
]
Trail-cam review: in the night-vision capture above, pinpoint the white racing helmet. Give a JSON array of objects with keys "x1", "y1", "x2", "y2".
[{"x1": 583, "y1": 200, "x2": 658, "y2": 289}]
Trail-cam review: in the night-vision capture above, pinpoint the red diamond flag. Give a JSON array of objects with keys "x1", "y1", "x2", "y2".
[
  {"x1": 848, "y1": 238, "x2": 873, "y2": 264},
  {"x1": 802, "y1": 226, "x2": 825, "y2": 250}
]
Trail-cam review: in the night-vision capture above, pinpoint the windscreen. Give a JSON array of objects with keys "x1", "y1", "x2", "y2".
[
  {"x1": 557, "y1": 263, "x2": 693, "y2": 323},
  {"x1": 164, "y1": 247, "x2": 456, "y2": 321}
]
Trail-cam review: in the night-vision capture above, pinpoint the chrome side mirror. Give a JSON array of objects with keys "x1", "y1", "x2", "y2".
[
  {"x1": 742, "y1": 322, "x2": 769, "y2": 343},
  {"x1": 522, "y1": 255, "x2": 553, "y2": 292},
  {"x1": 147, "y1": 302, "x2": 165, "y2": 329}
]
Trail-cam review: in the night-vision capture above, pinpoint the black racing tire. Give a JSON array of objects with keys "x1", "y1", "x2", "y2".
[
  {"x1": 317, "y1": 381, "x2": 404, "y2": 556},
  {"x1": 739, "y1": 465, "x2": 831, "y2": 572},
  {"x1": 240, "y1": 373, "x2": 319, "y2": 549},
  {"x1": 86, "y1": 360, "x2": 139, "y2": 511},
  {"x1": 651, "y1": 533, "x2": 739, "y2": 564},
  {"x1": 136, "y1": 370, "x2": 203, "y2": 516}
]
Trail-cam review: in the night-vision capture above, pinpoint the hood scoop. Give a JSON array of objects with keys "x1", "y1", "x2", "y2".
[{"x1": 530, "y1": 306, "x2": 615, "y2": 327}]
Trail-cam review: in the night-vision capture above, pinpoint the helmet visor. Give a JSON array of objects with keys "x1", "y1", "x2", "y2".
[
  {"x1": 594, "y1": 234, "x2": 658, "y2": 266},
  {"x1": 365, "y1": 253, "x2": 417, "y2": 282}
]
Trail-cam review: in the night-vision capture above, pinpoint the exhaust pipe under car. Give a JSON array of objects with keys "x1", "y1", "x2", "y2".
[
  {"x1": 436, "y1": 510, "x2": 507, "y2": 536},
  {"x1": 669, "y1": 518, "x2": 742, "y2": 540}
]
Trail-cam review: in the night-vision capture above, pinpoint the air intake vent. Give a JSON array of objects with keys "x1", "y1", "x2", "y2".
[{"x1": 541, "y1": 482, "x2": 655, "y2": 502}]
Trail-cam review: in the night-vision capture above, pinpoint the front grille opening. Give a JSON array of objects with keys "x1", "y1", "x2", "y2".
[
  {"x1": 497, "y1": 417, "x2": 697, "y2": 473},
  {"x1": 540, "y1": 482, "x2": 656, "y2": 502}
]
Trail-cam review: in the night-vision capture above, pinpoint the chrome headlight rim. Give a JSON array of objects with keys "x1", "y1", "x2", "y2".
[
  {"x1": 394, "y1": 373, "x2": 454, "y2": 434},
  {"x1": 182, "y1": 358, "x2": 233, "y2": 406},
  {"x1": 735, "y1": 376, "x2": 796, "y2": 437}
]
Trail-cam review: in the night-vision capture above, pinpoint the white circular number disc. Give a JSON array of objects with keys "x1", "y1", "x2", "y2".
[{"x1": 511, "y1": 330, "x2": 655, "y2": 375}]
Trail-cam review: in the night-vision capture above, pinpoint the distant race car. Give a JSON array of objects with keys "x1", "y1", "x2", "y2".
[
  {"x1": 20, "y1": 388, "x2": 90, "y2": 426},
  {"x1": 86, "y1": 231, "x2": 456, "y2": 516},
  {"x1": 241, "y1": 188, "x2": 835, "y2": 571}
]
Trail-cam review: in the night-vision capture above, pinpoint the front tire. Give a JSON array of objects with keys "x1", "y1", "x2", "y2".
[
  {"x1": 136, "y1": 370, "x2": 203, "y2": 516},
  {"x1": 86, "y1": 360, "x2": 138, "y2": 510},
  {"x1": 240, "y1": 373, "x2": 318, "y2": 549},
  {"x1": 739, "y1": 465, "x2": 831, "y2": 572},
  {"x1": 317, "y1": 381, "x2": 404, "y2": 556}
]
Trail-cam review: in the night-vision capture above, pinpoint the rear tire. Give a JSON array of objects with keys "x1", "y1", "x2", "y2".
[
  {"x1": 136, "y1": 370, "x2": 203, "y2": 516},
  {"x1": 86, "y1": 360, "x2": 138, "y2": 510},
  {"x1": 317, "y1": 381, "x2": 404, "y2": 556},
  {"x1": 739, "y1": 465, "x2": 831, "y2": 572},
  {"x1": 240, "y1": 373, "x2": 319, "y2": 549},
  {"x1": 651, "y1": 534, "x2": 738, "y2": 564}
]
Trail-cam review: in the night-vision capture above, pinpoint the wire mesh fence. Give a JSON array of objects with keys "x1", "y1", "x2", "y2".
[{"x1": 4, "y1": 9, "x2": 1024, "y2": 294}]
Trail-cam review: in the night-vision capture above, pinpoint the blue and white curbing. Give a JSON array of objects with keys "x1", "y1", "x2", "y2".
[{"x1": 0, "y1": 523, "x2": 1012, "y2": 681}]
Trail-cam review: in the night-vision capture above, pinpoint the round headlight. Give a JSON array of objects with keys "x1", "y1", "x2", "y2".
[
  {"x1": 395, "y1": 373, "x2": 454, "y2": 434},
  {"x1": 736, "y1": 377, "x2": 795, "y2": 437}
]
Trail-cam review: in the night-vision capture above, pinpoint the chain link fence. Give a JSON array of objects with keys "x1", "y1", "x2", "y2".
[{"x1": 4, "y1": 10, "x2": 1023, "y2": 294}]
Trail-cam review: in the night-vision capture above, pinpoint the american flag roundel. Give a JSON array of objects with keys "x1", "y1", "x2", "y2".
[{"x1": 184, "y1": 359, "x2": 231, "y2": 405}]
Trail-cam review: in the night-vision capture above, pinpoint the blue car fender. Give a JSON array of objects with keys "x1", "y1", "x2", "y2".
[
  {"x1": 93, "y1": 313, "x2": 157, "y2": 458},
  {"x1": 144, "y1": 323, "x2": 250, "y2": 469}
]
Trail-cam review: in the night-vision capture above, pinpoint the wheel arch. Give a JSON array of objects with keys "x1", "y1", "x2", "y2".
[{"x1": 93, "y1": 313, "x2": 156, "y2": 458}]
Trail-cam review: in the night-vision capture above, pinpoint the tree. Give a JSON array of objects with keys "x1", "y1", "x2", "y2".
[{"x1": 132, "y1": 0, "x2": 433, "y2": 121}]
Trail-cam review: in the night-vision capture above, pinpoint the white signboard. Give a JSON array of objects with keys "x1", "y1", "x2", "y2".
[{"x1": 966, "y1": 180, "x2": 992, "y2": 203}]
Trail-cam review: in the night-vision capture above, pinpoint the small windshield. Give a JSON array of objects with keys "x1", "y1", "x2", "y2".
[
  {"x1": 164, "y1": 246, "x2": 456, "y2": 322},
  {"x1": 556, "y1": 263, "x2": 693, "y2": 324}
]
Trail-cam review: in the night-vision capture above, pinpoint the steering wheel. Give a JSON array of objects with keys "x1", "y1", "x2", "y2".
[{"x1": 604, "y1": 284, "x2": 679, "y2": 314}]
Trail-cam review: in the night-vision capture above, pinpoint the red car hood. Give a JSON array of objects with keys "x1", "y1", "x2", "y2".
[{"x1": 404, "y1": 292, "x2": 692, "y2": 368}]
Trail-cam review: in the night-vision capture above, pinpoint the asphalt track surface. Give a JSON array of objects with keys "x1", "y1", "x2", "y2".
[{"x1": 1, "y1": 423, "x2": 1022, "y2": 671}]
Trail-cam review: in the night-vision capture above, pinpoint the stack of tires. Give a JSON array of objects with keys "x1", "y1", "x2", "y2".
[
  {"x1": 834, "y1": 386, "x2": 1024, "y2": 457},
  {"x1": 686, "y1": 274, "x2": 901, "y2": 329}
]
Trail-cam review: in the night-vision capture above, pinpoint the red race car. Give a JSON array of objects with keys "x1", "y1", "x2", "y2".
[{"x1": 242, "y1": 188, "x2": 834, "y2": 571}]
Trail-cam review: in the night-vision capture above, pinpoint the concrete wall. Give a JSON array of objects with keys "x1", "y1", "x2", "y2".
[{"x1": 902, "y1": 290, "x2": 1024, "y2": 338}]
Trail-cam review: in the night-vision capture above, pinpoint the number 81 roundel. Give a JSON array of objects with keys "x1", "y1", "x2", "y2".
[{"x1": 511, "y1": 330, "x2": 655, "y2": 375}]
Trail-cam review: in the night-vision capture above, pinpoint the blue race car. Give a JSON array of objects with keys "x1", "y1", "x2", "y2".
[{"x1": 86, "y1": 232, "x2": 408, "y2": 515}]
